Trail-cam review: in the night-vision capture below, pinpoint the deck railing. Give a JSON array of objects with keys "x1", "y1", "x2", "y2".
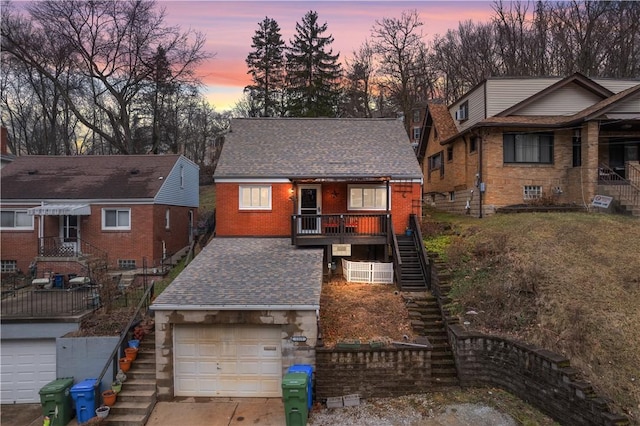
[
  {"x1": 38, "y1": 236, "x2": 108, "y2": 260},
  {"x1": 291, "y1": 213, "x2": 391, "y2": 245}
]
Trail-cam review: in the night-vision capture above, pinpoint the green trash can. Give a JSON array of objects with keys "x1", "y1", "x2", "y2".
[
  {"x1": 282, "y1": 372, "x2": 309, "y2": 426},
  {"x1": 39, "y1": 377, "x2": 74, "y2": 426}
]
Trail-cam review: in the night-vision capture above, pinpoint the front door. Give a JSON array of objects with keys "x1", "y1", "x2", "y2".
[
  {"x1": 59, "y1": 215, "x2": 79, "y2": 255},
  {"x1": 298, "y1": 185, "x2": 322, "y2": 234}
]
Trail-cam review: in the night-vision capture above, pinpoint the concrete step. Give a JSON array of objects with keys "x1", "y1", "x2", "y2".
[
  {"x1": 108, "y1": 401, "x2": 153, "y2": 416},
  {"x1": 116, "y1": 388, "x2": 156, "y2": 403},
  {"x1": 103, "y1": 412, "x2": 149, "y2": 426},
  {"x1": 123, "y1": 378, "x2": 156, "y2": 391}
]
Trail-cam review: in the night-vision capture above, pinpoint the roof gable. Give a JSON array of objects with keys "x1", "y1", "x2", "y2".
[
  {"x1": 497, "y1": 73, "x2": 613, "y2": 117},
  {"x1": 214, "y1": 118, "x2": 423, "y2": 180},
  {"x1": 1, "y1": 154, "x2": 183, "y2": 201}
]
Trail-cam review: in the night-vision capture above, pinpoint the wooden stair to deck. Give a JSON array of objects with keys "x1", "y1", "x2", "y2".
[{"x1": 396, "y1": 235, "x2": 428, "y2": 291}]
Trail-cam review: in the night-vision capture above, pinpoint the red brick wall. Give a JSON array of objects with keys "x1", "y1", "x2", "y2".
[
  {"x1": 216, "y1": 183, "x2": 293, "y2": 236},
  {"x1": 216, "y1": 182, "x2": 422, "y2": 237},
  {"x1": 0, "y1": 218, "x2": 39, "y2": 274}
]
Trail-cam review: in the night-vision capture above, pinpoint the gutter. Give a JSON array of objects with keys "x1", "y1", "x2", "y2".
[{"x1": 150, "y1": 304, "x2": 320, "y2": 311}]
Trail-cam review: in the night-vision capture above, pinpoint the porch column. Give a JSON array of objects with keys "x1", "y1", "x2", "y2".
[{"x1": 584, "y1": 121, "x2": 600, "y2": 203}]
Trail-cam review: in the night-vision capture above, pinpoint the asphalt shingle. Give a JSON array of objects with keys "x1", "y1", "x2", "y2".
[
  {"x1": 151, "y1": 238, "x2": 324, "y2": 309},
  {"x1": 214, "y1": 118, "x2": 423, "y2": 180}
]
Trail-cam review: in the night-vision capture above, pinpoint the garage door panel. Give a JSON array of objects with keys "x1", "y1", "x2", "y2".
[
  {"x1": 1, "y1": 339, "x2": 56, "y2": 404},
  {"x1": 174, "y1": 325, "x2": 282, "y2": 397}
]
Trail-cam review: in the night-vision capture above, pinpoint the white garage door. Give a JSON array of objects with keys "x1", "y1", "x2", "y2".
[
  {"x1": 174, "y1": 325, "x2": 282, "y2": 397},
  {"x1": 1, "y1": 339, "x2": 57, "y2": 404}
]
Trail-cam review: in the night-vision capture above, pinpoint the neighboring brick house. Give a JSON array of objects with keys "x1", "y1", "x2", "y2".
[
  {"x1": 0, "y1": 155, "x2": 199, "y2": 276},
  {"x1": 417, "y1": 73, "x2": 640, "y2": 217},
  {"x1": 150, "y1": 118, "x2": 424, "y2": 400}
]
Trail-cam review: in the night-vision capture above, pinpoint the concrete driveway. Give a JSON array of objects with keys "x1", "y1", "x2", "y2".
[
  {"x1": 1, "y1": 398, "x2": 285, "y2": 426},
  {"x1": 146, "y1": 397, "x2": 285, "y2": 426}
]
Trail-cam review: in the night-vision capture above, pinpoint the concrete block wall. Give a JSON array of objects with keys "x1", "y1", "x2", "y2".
[{"x1": 315, "y1": 347, "x2": 432, "y2": 399}]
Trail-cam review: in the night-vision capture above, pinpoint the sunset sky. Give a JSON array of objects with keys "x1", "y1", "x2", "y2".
[{"x1": 161, "y1": 1, "x2": 497, "y2": 111}]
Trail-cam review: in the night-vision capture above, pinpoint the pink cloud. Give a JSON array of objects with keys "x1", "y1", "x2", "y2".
[{"x1": 162, "y1": 1, "x2": 495, "y2": 109}]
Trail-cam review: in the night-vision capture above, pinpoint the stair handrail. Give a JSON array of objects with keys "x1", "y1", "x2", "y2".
[
  {"x1": 391, "y1": 228, "x2": 403, "y2": 290},
  {"x1": 598, "y1": 163, "x2": 640, "y2": 207},
  {"x1": 92, "y1": 280, "x2": 155, "y2": 401},
  {"x1": 409, "y1": 214, "x2": 431, "y2": 290}
]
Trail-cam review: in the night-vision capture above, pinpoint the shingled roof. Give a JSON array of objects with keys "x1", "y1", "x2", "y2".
[
  {"x1": 1, "y1": 154, "x2": 181, "y2": 200},
  {"x1": 151, "y1": 238, "x2": 324, "y2": 309},
  {"x1": 214, "y1": 118, "x2": 422, "y2": 180}
]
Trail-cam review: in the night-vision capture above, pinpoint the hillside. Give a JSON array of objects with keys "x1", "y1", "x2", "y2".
[{"x1": 423, "y1": 210, "x2": 640, "y2": 423}]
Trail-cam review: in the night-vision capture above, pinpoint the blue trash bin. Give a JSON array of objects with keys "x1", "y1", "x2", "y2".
[
  {"x1": 70, "y1": 379, "x2": 98, "y2": 424},
  {"x1": 287, "y1": 364, "x2": 313, "y2": 409},
  {"x1": 53, "y1": 274, "x2": 64, "y2": 288}
]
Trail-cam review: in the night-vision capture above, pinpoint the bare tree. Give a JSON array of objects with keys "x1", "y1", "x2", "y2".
[
  {"x1": 370, "y1": 10, "x2": 427, "y2": 125},
  {"x1": 340, "y1": 42, "x2": 376, "y2": 117},
  {"x1": 1, "y1": 0, "x2": 210, "y2": 154}
]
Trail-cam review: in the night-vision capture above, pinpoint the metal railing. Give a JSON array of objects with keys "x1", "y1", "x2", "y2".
[
  {"x1": 38, "y1": 236, "x2": 108, "y2": 260},
  {"x1": 598, "y1": 163, "x2": 640, "y2": 207},
  {"x1": 409, "y1": 214, "x2": 431, "y2": 290},
  {"x1": 0, "y1": 284, "x2": 98, "y2": 318},
  {"x1": 93, "y1": 280, "x2": 155, "y2": 402}
]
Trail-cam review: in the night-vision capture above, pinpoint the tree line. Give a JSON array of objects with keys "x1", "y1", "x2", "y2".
[
  {"x1": 243, "y1": 1, "x2": 640, "y2": 128},
  {"x1": 2, "y1": 0, "x2": 639, "y2": 164}
]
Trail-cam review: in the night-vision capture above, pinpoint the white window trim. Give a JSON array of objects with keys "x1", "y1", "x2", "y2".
[
  {"x1": 239, "y1": 185, "x2": 272, "y2": 210},
  {"x1": 347, "y1": 185, "x2": 389, "y2": 211},
  {"x1": 1, "y1": 260, "x2": 18, "y2": 273},
  {"x1": 0, "y1": 210, "x2": 34, "y2": 230},
  {"x1": 102, "y1": 208, "x2": 131, "y2": 230}
]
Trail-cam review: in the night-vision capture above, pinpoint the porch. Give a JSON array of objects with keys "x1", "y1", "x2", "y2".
[
  {"x1": 291, "y1": 213, "x2": 391, "y2": 246},
  {"x1": 1, "y1": 281, "x2": 96, "y2": 319}
]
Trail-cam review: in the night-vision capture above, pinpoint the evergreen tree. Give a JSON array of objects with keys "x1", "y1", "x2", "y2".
[
  {"x1": 286, "y1": 10, "x2": 342, "y2": 117},
  {"x1": 245, "y1": 17, "x2": 286, "y2": 117}
]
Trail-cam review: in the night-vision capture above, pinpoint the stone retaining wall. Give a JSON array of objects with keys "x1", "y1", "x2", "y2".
[
  {"x1": 447, "y1": 325, "x2": 629, "y2": 426},
  {"x1": 315, "y1": 346, "x2": 432, "y2": 399}
]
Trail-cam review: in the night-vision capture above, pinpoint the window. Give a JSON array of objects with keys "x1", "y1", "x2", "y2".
[
  {"x1": 1, "y1": 260, "x2": 17, "y2": 273},
  {"x1": 412, "y1": 127, "x2": 421, "y2": 141},
  {"x1": 102, "y1": 208, "x2": 131, "y2": 230},
  {"x1": 239, "y1": 185, "x2": 271, "y2": 210},
  {"x1": 180, "y1": 165, "x2": 185, "y2": 188},
  {"x1": 449, "y1": 192, "x2": 455, "y2": 202},
  {"x1": 572, "y1": 130, "x2": 582, "y2": 167},
  {"x1": 428, "y1": 152, "x2": 444, "y2": 178},
  {"x1": 348, "y1": 186, "x2": 388, "y2": 210},
  {"x1": 456, "y1": 101, "x2": 469, "y2": 121},
  {"x1": 446, "y1": 146, "x2": 453, "y2": 162},
  {"x1": 412, "y1": 109, "x2": 420, "y2": 123},
  {"x1": 523, "y1": 185, "x2": 543, "y2": 200},
  {"x1": 118, "y1": 259, "x2": 136, "y2": 269},
  {"x1": 165, "y1": 208, "x2": 170, "y2": 230},
  {"x1": 469, "y1": 137, "x2": 477, "y2": 153},
  {"x1": 504, "y1": 133, "x2": 553, "y2": 164},
  {"x1": 0, "y1": 210, "x2": 33, "y2": 230}
]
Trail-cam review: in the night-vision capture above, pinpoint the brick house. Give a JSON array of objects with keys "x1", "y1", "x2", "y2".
[
  {"x1": 0, "y1": 154, "x2": 199, "y2": 277},
  {"x1": 417, "y1": 73, "x2": 640, "y2": 217},
  {"x1": 150, "y1": 118, "x2": 425, "y2": 399}
]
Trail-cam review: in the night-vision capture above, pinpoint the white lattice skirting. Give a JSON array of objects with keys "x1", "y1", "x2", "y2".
[{"x1": 342, "y1": 259, "x2": 394, "y2": 284}]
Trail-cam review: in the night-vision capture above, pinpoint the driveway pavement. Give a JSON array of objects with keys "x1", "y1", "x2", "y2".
[
  {"x1": 146, "y1": 397, "x2": 285, "y2": 426},
  {"x1": 1, "y1": 398, "x2": 285, "y2": 426}
]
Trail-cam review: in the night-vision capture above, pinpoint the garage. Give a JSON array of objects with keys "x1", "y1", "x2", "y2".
[
  {"x1": 0, "y1": 339, "x2": 56, "y2": 404},
  {"x1": 174, "y1": 325, "x2": 282, "y2": 397}
]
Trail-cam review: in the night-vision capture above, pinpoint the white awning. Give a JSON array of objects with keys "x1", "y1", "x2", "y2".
[{"x1": 27, "y1": 204, "x2": 91, "y2": 216}]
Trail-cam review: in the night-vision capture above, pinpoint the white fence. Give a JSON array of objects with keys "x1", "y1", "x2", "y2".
[{"x1": 342, "y1": 259, "x2": 394, "y2": 284}]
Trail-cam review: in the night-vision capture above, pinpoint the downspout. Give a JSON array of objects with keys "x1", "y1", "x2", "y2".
[{"x1": 38, "y1": 201, "x2": 44, "y2": 255}]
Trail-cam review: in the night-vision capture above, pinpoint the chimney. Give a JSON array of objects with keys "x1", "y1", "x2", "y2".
[{"x1": 1, "y1": 127, "x2": 8, "y2": 155}]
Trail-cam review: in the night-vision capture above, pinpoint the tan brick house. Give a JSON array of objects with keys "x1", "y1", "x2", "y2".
[{"x1": 417, "y1": 73, "x2": 640, "y2": 217}]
